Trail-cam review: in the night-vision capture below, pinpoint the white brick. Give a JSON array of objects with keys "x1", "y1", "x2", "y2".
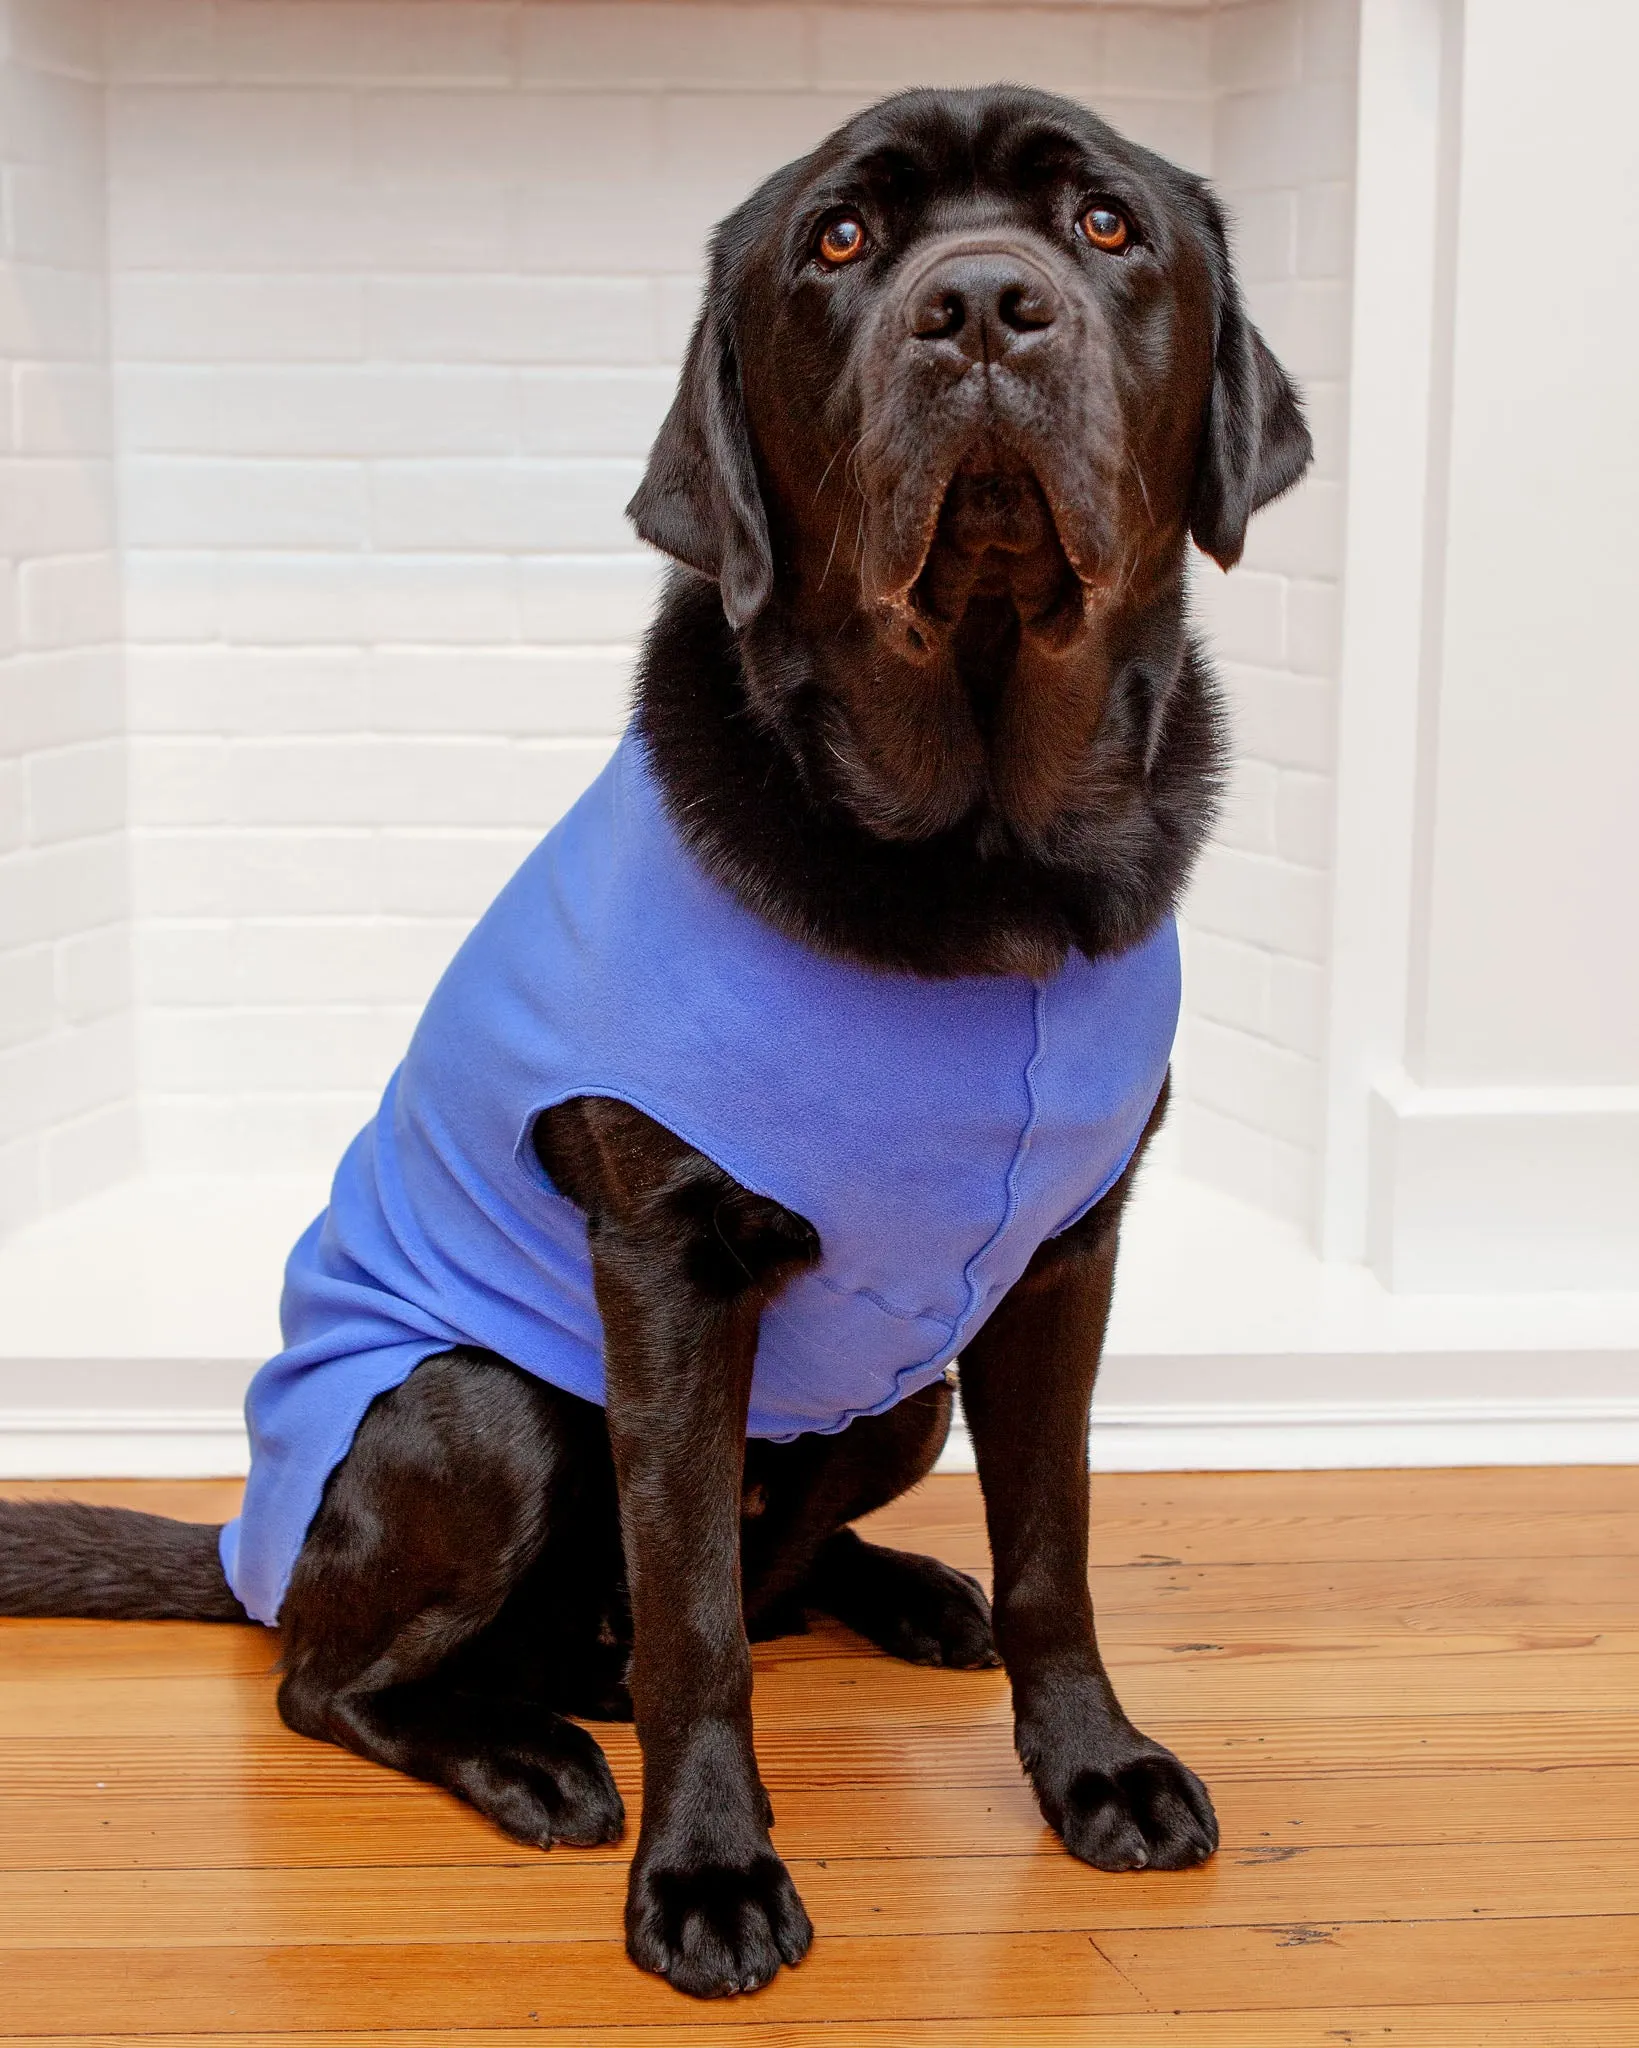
[
  {"x1": 0, "y1": 65, "x2": 101, "y2": 169},
  {"x1": 514, "y1": 179, "x2": 688, "y2": 276},
  {"x1": 1286, "y1": 577, "x2": 1339, "y2": 674},
  {"x1": 114, "y1": 366, "x2": 221, "y2": 452},
  {"x1": 1093, "y1": 95, "x2": 1213, "y2": 174},
  {"x1": 364, "y1": 276, "x2": 655, "y2": 365},
  {"x1": 368, "y1": 647, "x2": 635, "y2": 736},
  {"x1": 1245, "y1": 277, "x2": 1351, "y2": 382},
  {"x1": 130, "y1": 735, "x2": 230, "y2": 828},
  {"x1": 1212, "y1": 2, "x2": 1303, "y2": 94},
  {"x1": 521, "y1": 6, "x2": 808, "y2": 90},
  {"x1": 519, "y1": 370, "x2": 674, "y2": 457},
  {"x1": 1297, "y1": 179, "x2": 1353, "y2": 279},
  {"x1": 655, "y1": 275, "x2": 705, "y2": 364},
  {"x1": 361, "y1": 556, "x2": 519, "y2": 645},
  {"x1": 25, "y1": 738, "x2": 125, "y2": 843},
  {"x1": 1104, "y1": 8, "x2": 1212, "y2": 91},
  {"x1": 0, "y1": 945, "x2": 56, "y2": 1049},
  {"x1": 1215, "y1": 85, "x2": 1355, "y2": 188},
  {"x1": 1300, "y1": 0, "x2": 1358, "y2": 85},
  {"x1": 1187, "y1": 845, "x2": 1331, "y2": 961},
  {"x1": 355, "y1": 90, "x2": 655, "y2": 186},
  {"x1": 122, "y1": 551, "x2": 222, "y2": 643},
  {"x1": 128, "y1": 648, "x2": 370, "y2": 735},
  {"x1": 103, "y1": 1, "x2": 220, "y2": 84},
  {"x1": 18, "y1": 552, "x2": 121, "y2": 649},
  {"x1": 1269, "y1": 952, "x2": 1327, "y2": 1057},
  {"x1": 1274, "y1": 767, "x2": 1332, "y2": 867},
  {"x1": 0, "y1": 762, "x2": 24, "y2": 852},
  {"x1": 0, "y1": 649, "x2": 123, "y2": 754},
  {"x1": 518, "y1": 554, "x2": 665, "y2": 643},
  {"x1": 0, "y1": 563, "x2": 19, "y2": 658},
  {"x1": 114, "y1": 274, "x2": 363, "y2": 363},
  {"x1": 814, "y1": 9, "x2": 1101, "y2": 92},
  {"x1": 218, "y1": 2, "x2": 517, "y2": 86},
  {"x1": 140, "y1": 1004, "x2": 412, "y2": 1093},
  {"x1": 1224, "y1": 188, "x2": 1297, "y2": 283},
  {"x1": 1196, "y1": 566, "x2": 1285, "y2": 666},
  {"x1": 377, "y1": 829, "x2": 537, "y2": 917},
  {"x1": 8, "y1": 0, "x2": 104, "y2": 80},
  {"x1": 0, "y1": 1014, "x2": 133, "y2": 1145},
  {"x1": 369, "y1": 459, "x2": 643, "y2": 553},
  {"x1": 122, "y1": 458, "x2": 368, "y2": 550},
  {"x1": 109, "y1": 88, "x2": 355, "y2": 186},
  {"x1": 0, "y1": 838, "x2": 127, "y2": 949},
  {"x1": 1186, "y1": 1015, "x2": 1317, "y2": 1149},
  {"x1": 1187, "y1": 929, "x2": 1270, "y2": 1035},
  {"x1": 7, "y1": 164, "x2": 106, "y2": 267},
  {"x1": 1299, "y1": 377, "x2": 1347, "y2": 483},
  {"x1": 0, "y1": 260, "x2": 106, "y2": 358},
  {"x1": 0, "y1": 456, "x2": 117, "y2": 555},
  {"x1": 1239, "y1": 477, "x2": 1344, "y2": 580},
  {"x1": 1215, "y1": 756, "x2": 1278, "y2": 854},
  {"x1": 656, "y1": 93, "x2": 863, "y2": 208},
  {"x1": 1228, "y1": 665, "x2": 1334, "y2": 770},
  {"x1": 15, "y1": 363, "x2": 113, "y2": 455},
  {"x1": 141, "y1": 1090, "x2": 377, "y2": 1175},
  {"x1": 56, "y1": 922, "x2": 135, "y2": 1022},
  {"x1": 133, "y1": 829, "x2": 377, "y2": 918},
  {"x1": 211, "y1": 367, "x2": 517, "y2": 457},
  {"x1": 217, "y1": 555, "x2": 368, "y2": 645}
]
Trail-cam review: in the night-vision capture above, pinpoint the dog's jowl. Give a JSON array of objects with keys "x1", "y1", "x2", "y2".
[{"x1": 0, "y1": 88, "x2": 1310, "y2": 1999}]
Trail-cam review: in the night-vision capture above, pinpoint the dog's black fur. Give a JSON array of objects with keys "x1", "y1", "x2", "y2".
[{"x1": 0, "y1": 87, "x2": 1309, "y2": 2000}]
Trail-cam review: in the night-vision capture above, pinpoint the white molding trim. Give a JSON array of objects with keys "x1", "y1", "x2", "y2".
[
  {"x1": 1369, "y1": 1074, "x2": 1639, "y2": 1291},
  {"x1": 1321, "y1": 0, "x2": 1454, "y2": 1261},
  {"x1": 7, "y1": 1385, "x2": 1639, "y2": 1483}
]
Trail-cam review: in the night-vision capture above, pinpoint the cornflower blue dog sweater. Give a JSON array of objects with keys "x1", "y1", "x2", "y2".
[{"x1": 221, "y1": 729, "x2": 1179, "y2": 1624}]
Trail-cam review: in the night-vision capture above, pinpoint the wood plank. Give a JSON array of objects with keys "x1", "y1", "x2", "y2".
[
  {"x1": 6, "y1": 1764, "x2": 1636, "y2": 1872},
  {"x1": 11, "y1": 2011, "x2": 1639, "y2": 2048},
  {"x1": 2, "y1": 1837, "x2": 1636, "y2": 1948},
  {"x1": 2, "y1": 1918, "x2": 1635, "y2": 2033},
  {"x1": 5, "y1": 1637, "x2": 1636, "y2": 1740},
  {"x1": 8, "y1": 1466, "x2": 1634, "y2": 1523}
]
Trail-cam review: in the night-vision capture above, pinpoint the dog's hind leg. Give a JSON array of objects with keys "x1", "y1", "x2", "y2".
[
  {"x1": 742, "y1": 1381, "x2": 999, "y2": 1670},
  {"x1": 274, "y1": 1347, "x2": 627, "y2": 1849}
]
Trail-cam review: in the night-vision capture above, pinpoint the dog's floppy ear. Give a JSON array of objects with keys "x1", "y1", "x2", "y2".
[
  {"x1": 1188, "y1": 197, "x2": 1313, "y2": 571},
  {"x1": 626, "y1": 286, "x2": 774, "y2": 631}
]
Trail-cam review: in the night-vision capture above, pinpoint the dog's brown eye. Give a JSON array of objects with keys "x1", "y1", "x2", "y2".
[
  {"x1": 1080, "y1": 204, "x2": 1131, "y2": 253},
  {"x1": 817, "y1": 215, "x2": 868, "y2": 267}
]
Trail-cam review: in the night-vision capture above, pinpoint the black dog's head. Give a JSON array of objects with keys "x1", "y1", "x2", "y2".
[{"x1": 630, "y1": 87, "x2": 1311, "y2": 971}]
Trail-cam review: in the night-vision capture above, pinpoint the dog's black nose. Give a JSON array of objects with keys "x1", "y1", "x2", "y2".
[{"x1": 907, "y1": 252, "x2": 1060, "y2": 361}]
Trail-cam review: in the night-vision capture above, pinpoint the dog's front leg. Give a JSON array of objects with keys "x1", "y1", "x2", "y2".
[
  {"x1": 958, "y1": 1197, "x2": 1219, "y2": 1873},
  {"x1": 567, "y1": 1106, "x2": 817, "y2": 1998}
]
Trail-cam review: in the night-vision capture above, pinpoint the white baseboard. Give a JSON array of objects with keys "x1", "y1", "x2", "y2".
[{"x1": 3, "y1": 1170, "x2": 1638, "y2": 1479}]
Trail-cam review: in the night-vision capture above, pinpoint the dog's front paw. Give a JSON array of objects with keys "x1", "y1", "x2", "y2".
[
  {"x1": 626, "y1": 1841, "x2": 813, "y2": 1997},
  {"x1": 1029, "y1": 1728, "x2": 1218, "y2": 1872}
]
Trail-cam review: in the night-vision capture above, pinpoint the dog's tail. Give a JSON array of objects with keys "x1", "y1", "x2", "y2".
[{"x1": 0, "y1": 1498, "x2": 248, "y2": 1621}]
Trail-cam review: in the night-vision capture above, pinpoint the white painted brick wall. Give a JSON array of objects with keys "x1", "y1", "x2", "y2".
[
  {"x1": 0, "y1": 0, "x2": 137, "y2": 1241},
  {"x1": 103, "y1": 0, "x2": 1228, "y2": 1177},
  {"x1": 0, "y1": 0, "x2": 1354, "y2": 1235},
  {"x1": 1180, "y1": 0, "x2": 1356, "y2": 1223}
]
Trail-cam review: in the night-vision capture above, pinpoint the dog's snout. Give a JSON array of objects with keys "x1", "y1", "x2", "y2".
[{"x1": 907, "y1": 251, "x2": 1061, "y2": 362}]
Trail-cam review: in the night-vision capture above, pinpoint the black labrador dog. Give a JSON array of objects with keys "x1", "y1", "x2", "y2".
[{"x1": 0, "y1": 87, "x2": 1309, "y2": 1999}]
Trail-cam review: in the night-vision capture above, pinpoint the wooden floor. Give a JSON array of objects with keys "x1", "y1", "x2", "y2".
[{"x1": 1, "y1": 1469, "x2": 1636, "y2": 2045}]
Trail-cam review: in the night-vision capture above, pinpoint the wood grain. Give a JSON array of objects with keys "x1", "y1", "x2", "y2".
[{"x1": 0, "y1": 1467, "x2": 1635, "y2": 2037}]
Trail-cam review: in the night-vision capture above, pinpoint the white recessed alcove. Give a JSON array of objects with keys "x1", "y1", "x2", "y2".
[{"x1": 2, "y1": 0, "x2": 1636, "y2": 1473}]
